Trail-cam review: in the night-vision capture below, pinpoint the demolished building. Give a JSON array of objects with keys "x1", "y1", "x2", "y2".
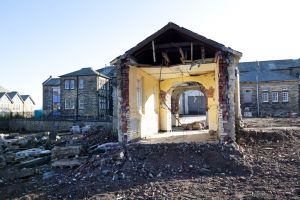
[{"x1": 111, "y1": 22, "x2": 242, "y2": 142}]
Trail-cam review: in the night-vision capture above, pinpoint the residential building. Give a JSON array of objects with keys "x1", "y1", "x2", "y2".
[
  {"x1": 42, "y1": 76, "x2": 61, "y2": 117},
  {"x1": 112, "y1": 22, "x2": 242, "y2": 142},
  {"x1": 42, "y1": 66, "x2": 114, "y2": 120},
  {"x1": 7, "y1": 92, "x2": 24, "y2": 116},
  {"x1": 0, "y1": 92, "x2": 12, "y2": 117},
  {"x1": 20, "y1": 95, "x2": 35, "y2": 118},
  {"x1": 239, "y1": 59, "x2": 300, "y2": 117}
]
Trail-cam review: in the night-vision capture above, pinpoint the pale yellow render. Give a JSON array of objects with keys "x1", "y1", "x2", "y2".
[{"x1": 127, "y1": 61, "x2": 219, "y2": 140}]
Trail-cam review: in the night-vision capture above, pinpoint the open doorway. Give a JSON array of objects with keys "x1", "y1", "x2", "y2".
[{"x1": 170, "y1": 82, "x2": 208, "y2": 131}]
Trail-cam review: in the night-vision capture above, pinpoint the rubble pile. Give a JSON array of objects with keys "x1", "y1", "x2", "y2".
[
  {"x1": 0, "y1": 125, "x2": 117, "y2": 182},
  {"x1": 51, "y1": 145, "x2": 84, "y2": 168},
  {"x1": 84, "y1": 142, "x2": 251, "y2": 182},
  {"x1": 237, "y1": 128, "x2": 298, "y2": 144},
  {"x1": 0, "y1": 119, "x2": 299, "y2": 199}
]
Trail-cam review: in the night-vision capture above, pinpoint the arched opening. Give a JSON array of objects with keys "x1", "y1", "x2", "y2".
[{"x1": 169, "y1": 81, "x2": 208, "y2": 132}]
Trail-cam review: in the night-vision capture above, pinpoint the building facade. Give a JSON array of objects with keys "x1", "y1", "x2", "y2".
[
  {"x1": 43, "y1": 77, "x2": 61, "y2": 117},
  {"x1": 0, "y1": 91, "x2": 35, "y2": 118},
  {"x1": 112, "y1": 22, "x2": 242, "y2": 142},
  {"x1": 43, "y1": 66, "x2": 114, "y2": 120},
  {"x1": 239, "y1": 59, "x2": 300, "y2": 117}
]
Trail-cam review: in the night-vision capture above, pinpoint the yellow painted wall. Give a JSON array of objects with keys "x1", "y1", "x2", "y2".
[
  {"x1": 159, "y1": 63, "x2": 219, "y2": 132},
  {"x1": 128, "y1": 66, "x2": 160, "y2": 140},
  {"x1": 128, "y1": 62, "x2": 219, "y2": 139}
]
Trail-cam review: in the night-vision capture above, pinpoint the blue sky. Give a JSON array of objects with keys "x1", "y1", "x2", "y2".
[{"x1": 0, "y1": 0, "x2": 299, "y2": 108}]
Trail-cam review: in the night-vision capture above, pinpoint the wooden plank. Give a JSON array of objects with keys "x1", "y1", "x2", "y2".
[{"x1": 152, "y1": 40, "x2": 156, "y2": 63}]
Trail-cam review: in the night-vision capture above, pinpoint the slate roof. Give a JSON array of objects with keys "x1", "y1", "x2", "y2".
[
  {"x1": 43, "y1": 78, "x2": 60, "y2": 86},
  {"x1": 7, "y1": 91, "x2": 24, "y2": 102},
  {"x1": 0, "y1": 92, "x2": 13, "y2": 102},
  {"x1": 239, "y1": 59, "x2": 300, "y2": 83},
  {"x1": 239, "y1": 59, "x2": 300, "y2": 72},
  {"x1": 96, "y1": 66, "x2": 115, "y2": 78},
  {"x1": 21, "y1": 95, "x2": 36, "y2": 105},
  {"x1": 240, "y1": 71, "x2": 298, "y2": 82},
  {"x1": 0, "y1": 85, "x2": 9, "y2": 93},
  {"x1": 60, "y1": 67, "x2": 108, "y2": 78}
]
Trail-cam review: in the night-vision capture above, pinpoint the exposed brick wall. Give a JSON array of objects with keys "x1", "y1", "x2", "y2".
[
  {"x1": 218, "y1": 55, "x2": 229, "y2": 122},
  {"x1": 116, "y1": 62, "x2": 130, "y2": 139}
]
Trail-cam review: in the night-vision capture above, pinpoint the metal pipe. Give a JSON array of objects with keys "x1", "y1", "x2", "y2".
[{"x1": 256, "y1": 61, "x2": 260, "y2": 117}]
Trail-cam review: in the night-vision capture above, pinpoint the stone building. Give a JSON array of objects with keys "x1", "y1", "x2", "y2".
[
  {"x1": 111, "y1": 22, "x2": 242, "y2": 142},
  {"x1": 43, "y1": 66, "x2": 114, "y2": 120},
  {"x1": 239, "y1": 59, "x2": 300, "y2": 117},
  {"x1": 42, "y1": 77, "x2": 61, "y2": 117}
]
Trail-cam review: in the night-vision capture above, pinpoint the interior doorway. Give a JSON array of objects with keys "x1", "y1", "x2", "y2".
[{"x1": 170, "y1": 82, "x2": 208, "y2": 131}]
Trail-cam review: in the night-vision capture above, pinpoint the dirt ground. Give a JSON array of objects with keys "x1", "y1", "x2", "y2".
[{"x1": 1, "y1": 118, "x2": 300, "y2": 200}]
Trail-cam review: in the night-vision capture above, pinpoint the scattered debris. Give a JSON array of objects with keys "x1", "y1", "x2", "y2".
[{"x1": 0, "y1": 119, "x2": 299, "y2": 199}]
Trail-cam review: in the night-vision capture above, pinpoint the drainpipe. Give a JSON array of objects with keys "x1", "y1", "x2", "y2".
[
  {"x1": 256, "y1": 61, "x2": 260, "y2": 117},
  {"x1": 76, "y1": 76, "x2": 79, "y2": 121}
]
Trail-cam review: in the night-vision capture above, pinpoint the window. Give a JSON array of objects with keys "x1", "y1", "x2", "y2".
[
  {"x1": 65, "y1": 98, "x2": 75, "y2": 110},
  {"x1": 79, "y1": 79, "x2": 84, "y2": 89},
  {"x1": 79, "y1": 98, "x2": 84, "y2": 109},
  {"x1": 64, "y1": 80, "x2": 75, "y2": 90},
  {"x1": 262, "y1": 92, "x2": 269, "y2": 102},
  {"x1": 99, "y1": 97, "x2": 107, "y2": 110},
  {"x1": 282, "y1": 91, "x2": 289, "y2": 102},
  {"x1": 242, "y1": 89, "x2": 253, "y2": 103},
  {"x1": 271, "y1": 92, "x2": 278, "y2": 102},
  {"x1": 136, "y1": 79, "x2": 142, "y2": 111}
]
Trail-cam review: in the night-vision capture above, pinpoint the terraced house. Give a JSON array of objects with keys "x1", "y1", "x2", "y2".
[
  {"x1": 239, "y1": 59, "x2": 300, "y2": 117},
  {"x1": 43, "y1": 66, "x2": 114, "y2": 120},
  {"x1": 0, "y1": 90, "x2": 35, "y2": 118}
]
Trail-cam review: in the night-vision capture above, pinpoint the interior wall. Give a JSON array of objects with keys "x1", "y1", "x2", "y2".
[
  {"x1": 159, "y1": 63, "x2": 218, "y2": 132},
  {"x1": 128, "y1": 66, "x2": 160, "y2": 139}
]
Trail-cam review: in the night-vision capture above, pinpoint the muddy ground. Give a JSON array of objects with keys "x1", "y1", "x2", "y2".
[{"x1": 1, "y1": 118, "x2": 300, "y2": 200}]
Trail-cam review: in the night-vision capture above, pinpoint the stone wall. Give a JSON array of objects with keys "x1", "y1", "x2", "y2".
[
  {"x1": 8, "y1": 119, "x2": 112, "y2": 132},
  {"x1": 60, "y1": 76, "x2": 99, "y2": 117},
  {"x1": 43, "y1": 85, "x2": 53, "y2": 113},
  {"x1": 240, "y1": 81, "x2": 299, "y2": 117}
]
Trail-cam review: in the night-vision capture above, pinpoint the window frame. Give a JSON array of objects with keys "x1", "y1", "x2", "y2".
[
  {"x1": 64, "y1": 80, "x2": 75, "y2": 90},
  {"x1": 65, "y1": 98, "x2": 75, "y2": 110},
  {"x1": 79, "y1": 98, "x2": 84, "y2": 109},
  {"x1": 271, "y1": 91, "x2": 279, "y2": 103},
  {"x1": 282, "y1": 91, "x2": 289, "y2": 102},
  {"x1": 79, "y1": 79, "x2": 84, "y2": 89},
  {"x1": 262, "y1": 92, "x2": 269, "y2": 103}
]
